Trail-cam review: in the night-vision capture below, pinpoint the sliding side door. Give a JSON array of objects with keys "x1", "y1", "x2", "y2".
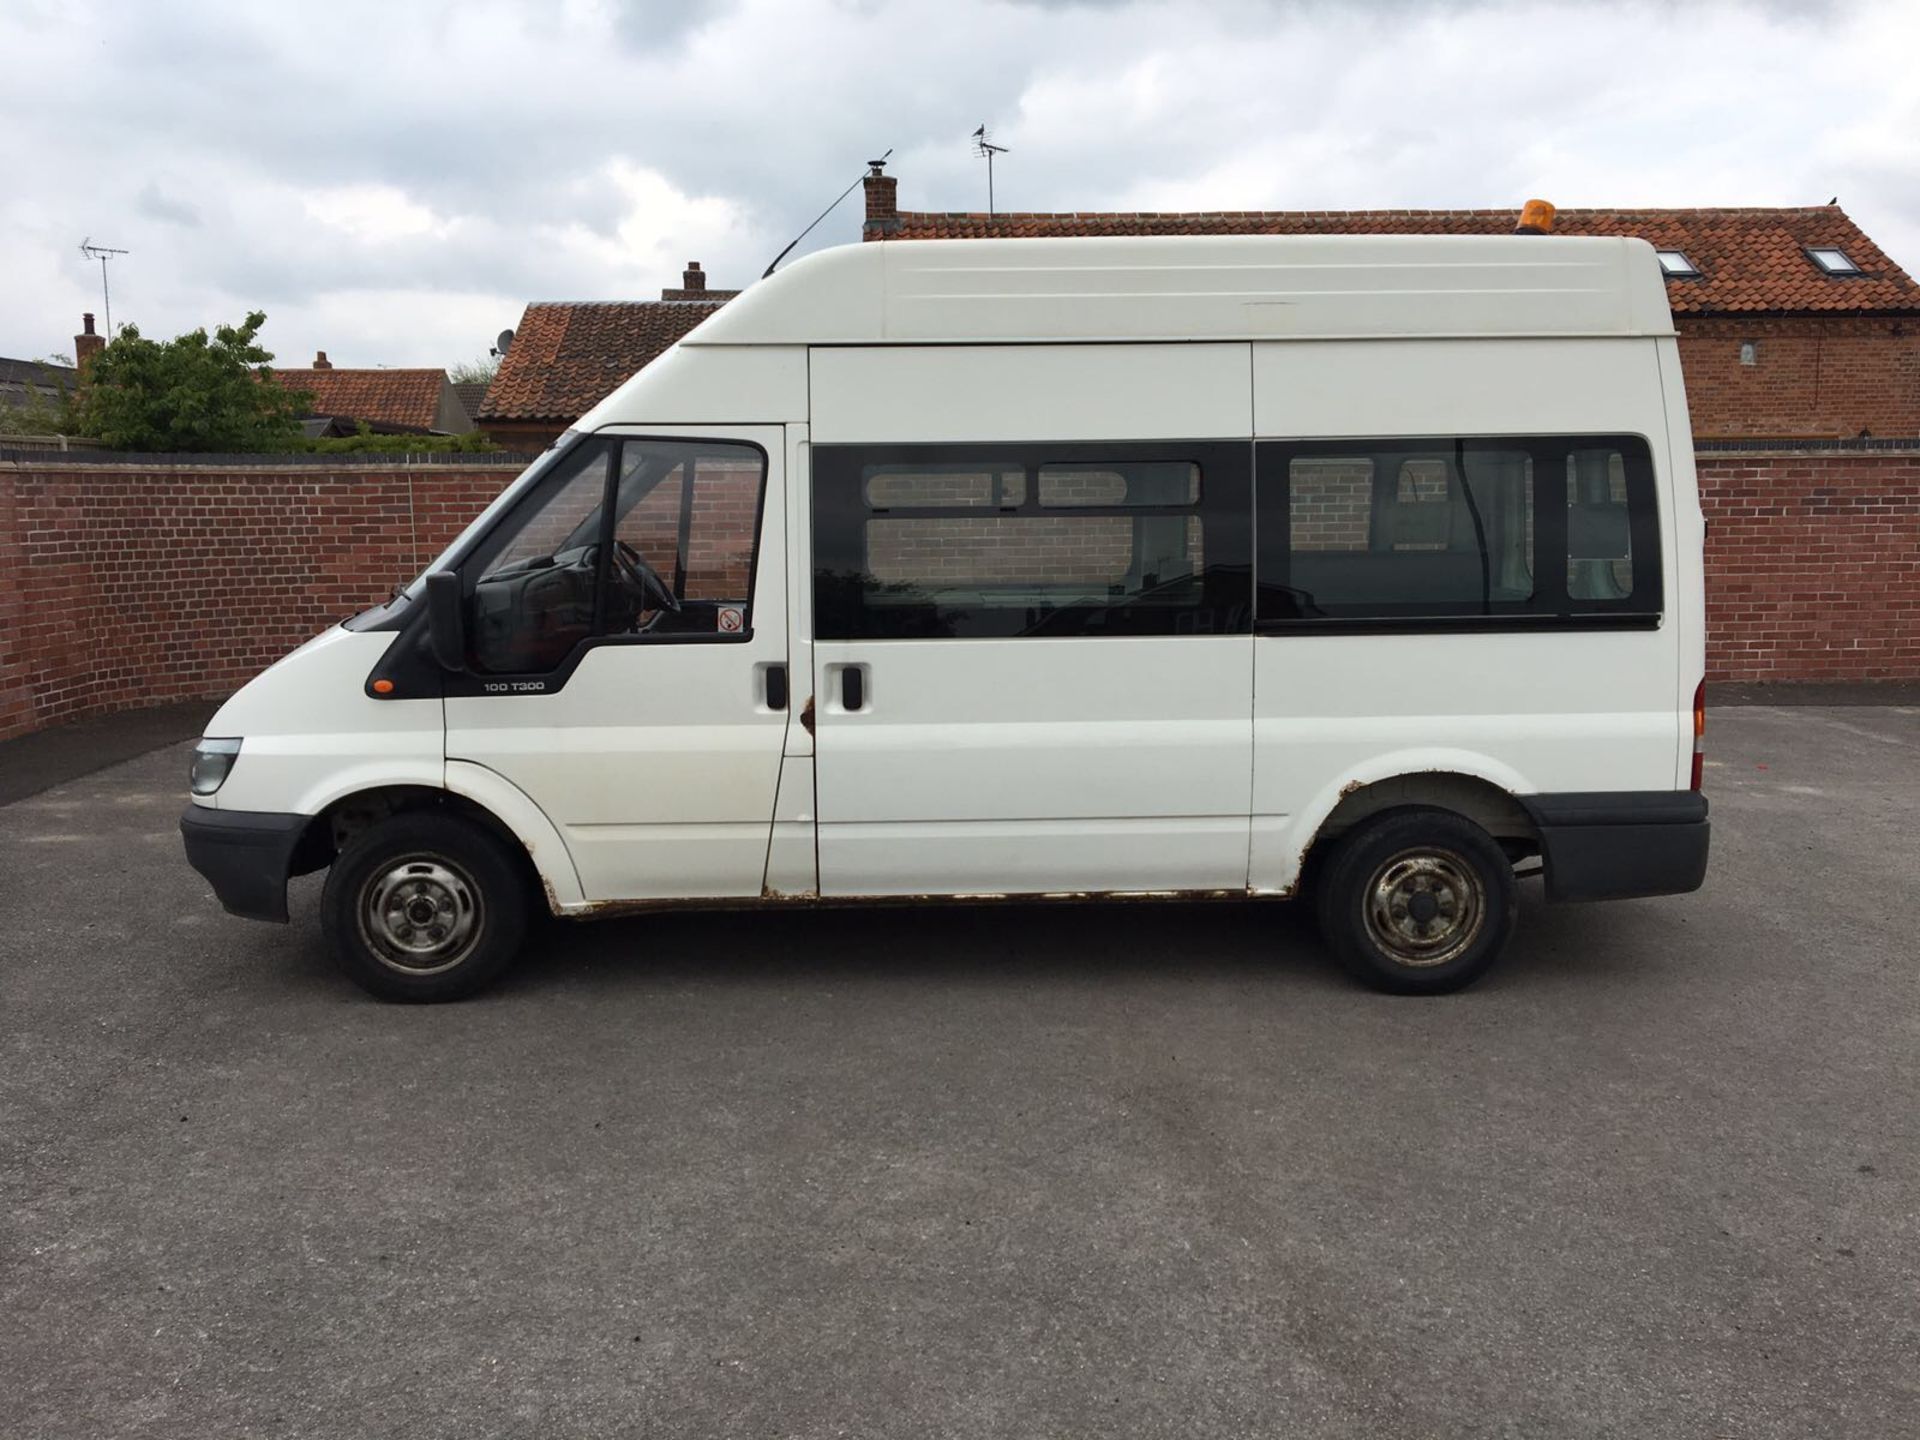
[{"x1": 806, "y1": 345, "x2": 1254, "y2": 898}]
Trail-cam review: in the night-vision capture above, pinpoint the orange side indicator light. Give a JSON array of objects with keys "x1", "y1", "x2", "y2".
[
  {"x1": 1514, "y1": 198, "x2": 1557, "y2": 235},
  {"x1": 373, "y1": 679, "x2": 395, "y2": 695}
]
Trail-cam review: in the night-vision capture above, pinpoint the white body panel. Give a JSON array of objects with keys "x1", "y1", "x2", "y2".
[
  {"x1": 1656, "y1": 337, "x2": 1709, "y2": 791},
  {"x1": 203, "y1": 628, "x2": 443, "y2": 816},
  {"x1": 1252, "y1": 337, "x2": 1674, "y2": 437},
  {"x1": 813, "y1": 638, "x2": 1252, "y2": 895},
  {"x1": 810, "y1": 344, "x2": 1252, "y2": 444},
  {"x1": 682, "y1": 234, "x2": 1675, "y2": 348},
  {"x1": 197, "y1": 235, "x2": 1702, "y2": 921}
]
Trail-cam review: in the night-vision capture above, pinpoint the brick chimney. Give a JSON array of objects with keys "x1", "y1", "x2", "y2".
[
  {"x1": 659, "y1": 261, "x2": 741, "y2": 302},
  {"x1": 862, "y1": 160, "x2": 899, "y2": 238},
  {"x1": 312, "y1": 350, "x2": 333, "y2": 369},
  {"x1": 74, "y1": 313, "x2": 105, "y2": 373}
]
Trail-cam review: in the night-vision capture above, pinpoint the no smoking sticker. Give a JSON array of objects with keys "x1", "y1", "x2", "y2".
[{"x1": 716, "y1": 606, "x2": 744, "y2": 633}]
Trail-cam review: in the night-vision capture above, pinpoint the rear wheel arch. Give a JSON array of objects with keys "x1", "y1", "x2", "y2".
[{"x1": 1296, "y1": 769, "x2": 1540, "y2": 890}]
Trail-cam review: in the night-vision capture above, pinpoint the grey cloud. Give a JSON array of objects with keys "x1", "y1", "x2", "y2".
[
  {"x1": 136, "y1": 183, "x2": 201, "y2": 228},
  {"x1": 0, "y1": 0, "x2": 1913, "y2": 369}
]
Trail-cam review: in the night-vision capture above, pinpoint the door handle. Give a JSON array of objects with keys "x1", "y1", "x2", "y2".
[
  {"x1": 764, "y1": 663, "x2": 788, "y2": 711},
  {"x1": 840, "y1": 664, "x2": 866, "y2": 712}
]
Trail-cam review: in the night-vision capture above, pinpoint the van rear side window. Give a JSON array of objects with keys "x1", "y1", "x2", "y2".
[
  {"x1": 814, "y1": 443, "x2": 1251, "y2": 640},
  {"x1": 1256, "y1": 435, "x2": 1659, "y2": 629}
]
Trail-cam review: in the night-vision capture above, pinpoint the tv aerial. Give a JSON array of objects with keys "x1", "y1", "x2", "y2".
[
  {"x1": 79, "y1": 238, "x2": 129, "y2": 338},
  {"x1": 972, "y1": 125, "x2": 1009, "y2": 217}
]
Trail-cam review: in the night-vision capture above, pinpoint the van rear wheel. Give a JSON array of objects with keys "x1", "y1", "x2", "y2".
[
  {"x1": 1315, "y1": 807, "x2": 1516, "y2": 995},
  {"x1": 321, "y1": 812, "x2": 528, "y2": 1002}
]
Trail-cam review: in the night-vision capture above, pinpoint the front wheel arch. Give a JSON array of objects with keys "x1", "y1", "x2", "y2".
[{"x1": 296, "y1": 786, "x2": 544, "y2": 903}]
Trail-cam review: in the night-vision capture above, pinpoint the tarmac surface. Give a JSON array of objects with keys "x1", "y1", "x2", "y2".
[{"x1": 2, "y1": 706, "x2": 1915, "y2": 1438}]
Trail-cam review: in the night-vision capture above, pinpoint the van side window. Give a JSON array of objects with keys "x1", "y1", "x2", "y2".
[
  {"x1": 1257, "y1": 436, "x2": 1658, "y2": 628},
  {"x1": 814, "y1": 443, "x2": 1252, "y2": 640},
  {"x1": 466, "y1": 436, "x2": 766, "y2": 674},
  {"x1": 1567, "y1": 447, "x2": 1635, "y2": 602}
]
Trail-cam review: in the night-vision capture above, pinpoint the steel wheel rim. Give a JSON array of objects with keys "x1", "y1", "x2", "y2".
[
  {"x1": 358, "y1": 855, "x2": 484, "y2": 975},
  {"x1": 1361, "y1": 846, "x2": 1486, "y2": 969}
]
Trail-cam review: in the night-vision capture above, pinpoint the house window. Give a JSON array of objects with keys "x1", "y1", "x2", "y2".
[
  {"x1": 1656, "y1": 250, "x2": 1700, "y2": 278},
  {"x1": 1807, "y1": 247, "x2": 1862, "y2": 276}
]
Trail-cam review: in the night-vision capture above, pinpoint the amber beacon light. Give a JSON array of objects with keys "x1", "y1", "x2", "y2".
[{"x1": 1514, "y1": 199, "x2": 1557, "y2": 235}]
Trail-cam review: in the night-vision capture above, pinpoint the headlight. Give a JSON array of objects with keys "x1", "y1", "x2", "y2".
[{"x1": 189, "y1": 738, "x2": 243, "y2": 796}]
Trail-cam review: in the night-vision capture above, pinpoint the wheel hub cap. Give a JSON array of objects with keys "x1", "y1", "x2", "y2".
[
  {"x1": 1362, "y1": 847, "x2": 1487, "y2": 969},
  {"x1": 360, "y1": 858, "x2": 482, "y2": 974}
]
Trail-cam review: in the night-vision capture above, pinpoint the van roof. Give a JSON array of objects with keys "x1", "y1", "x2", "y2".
[{"x1": 684, "y1": 234, "x2": 1675, "y2": 347}]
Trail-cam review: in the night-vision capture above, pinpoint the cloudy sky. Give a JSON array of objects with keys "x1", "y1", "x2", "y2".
[{"x1": 4, "y1": 0, "x2": 1916, "y2": 370}]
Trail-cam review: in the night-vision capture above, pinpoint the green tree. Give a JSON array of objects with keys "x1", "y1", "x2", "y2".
[{"x1": 75, "y1": 310, "x2": 311, "y2": 452}]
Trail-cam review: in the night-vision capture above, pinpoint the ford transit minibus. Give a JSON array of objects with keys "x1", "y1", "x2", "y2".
[{"x1": 182, "y1": 234, "x2": 1710, "y2": 1000}]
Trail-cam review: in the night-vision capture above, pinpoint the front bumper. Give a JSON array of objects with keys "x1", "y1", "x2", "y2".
[
  {"x1": 179, "y1": 806, "x2": 311, "y2": 922},
  {"x1": 1521, "y1": 791, "x2": 1710, "y2": 902}
]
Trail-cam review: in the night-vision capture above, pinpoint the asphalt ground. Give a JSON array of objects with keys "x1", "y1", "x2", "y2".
[{"x1": 1, "y1": 706, "x2": 1915, "y2": 1438}]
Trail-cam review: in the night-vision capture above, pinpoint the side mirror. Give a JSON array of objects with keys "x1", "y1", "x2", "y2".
[{"x1": 424, "y1": 570, "x2": 469, "y2": 672}]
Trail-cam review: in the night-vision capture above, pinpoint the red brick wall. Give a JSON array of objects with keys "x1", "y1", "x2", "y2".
[
  {"x1": 1699, "y1": 449, "x2": 1920, "y2": 682},
  {"x1": 1677, "y1": 317, "x2": 1920, "y2": 440},
  {"x1": 0, "y1": 462, "x2": 512, "y2": 742},
  {"x1": 2, "y1": 448, "x2": 1916, "y2": 743}
]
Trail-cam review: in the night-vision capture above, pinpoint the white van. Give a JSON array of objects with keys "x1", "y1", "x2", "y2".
[{"x1": 182, "y1": 234, "x2": 1709, "y2": 1001}]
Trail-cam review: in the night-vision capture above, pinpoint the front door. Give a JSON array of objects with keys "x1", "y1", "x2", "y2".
[
  {"x1": 445, "y1": 426, "x2": 789, "y2": 902},
  {"x1": 807, "y1": 439, "x2": 1254, "y2": 897}
]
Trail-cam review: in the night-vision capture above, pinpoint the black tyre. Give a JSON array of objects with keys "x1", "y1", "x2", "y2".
[
  {"x1": 1314, "y1": 807, "x2": 1517, "y2": 996},
  {"x1": 321, "y1": 811, "x2": 529, "y2": 1002}
]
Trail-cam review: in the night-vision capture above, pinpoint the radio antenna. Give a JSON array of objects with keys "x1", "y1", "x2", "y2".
[
  {"x1": 971, "y1": 124, "x2": 1009, "y2": 217},
  {"x1": 761, "y1": 148, "x2": 892, "y2": 279},
  {"x1": 79, "y1": 238, "x2": 130, "y2": 338}
]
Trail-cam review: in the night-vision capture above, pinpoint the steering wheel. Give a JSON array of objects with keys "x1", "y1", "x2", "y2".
[{"x1": 606, "y1": 538, "x2": 680, "y2": 617}]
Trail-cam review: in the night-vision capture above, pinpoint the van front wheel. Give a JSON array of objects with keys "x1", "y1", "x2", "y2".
[
  {"x1": 321, "y1": 812, "x2": 528, "y2": 1002},
  {"x1": 1315, "y1": 808, "x2": 1517, "y2": 995}
]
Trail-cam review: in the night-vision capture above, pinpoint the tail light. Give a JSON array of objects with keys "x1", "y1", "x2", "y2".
[{"x1": 1690, "y1": 680, "x2": 1706, "y2": 791}]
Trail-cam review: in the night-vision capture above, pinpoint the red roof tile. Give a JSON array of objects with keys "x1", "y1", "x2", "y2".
[
  {"x1": 478, "y1": 300, "x2": 726, "y2": 422},
  {"x1": 875, "y1": 206, "x2": 1920, "y2": 315},
  {"x1": 270, "y1": 367, "x2": 452, "y2": 430}
]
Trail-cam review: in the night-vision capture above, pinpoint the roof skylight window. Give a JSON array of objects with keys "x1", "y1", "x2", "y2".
[
  {"x1": 1807, "y1": 247, "x2": 1862, "y2": 275},
  {"x1": 1655, "y1": 250, "x2": 1700, "y2": 277}
]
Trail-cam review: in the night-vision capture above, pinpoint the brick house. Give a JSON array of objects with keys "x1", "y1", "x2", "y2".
[
  {"x1": 0, "y1": 355, "x2": 77, "y2": 415},
  {"x1": 271, "y1": 353, "x2": 475, "y2": 436},
  {"x1": 477, "y1": 262, "x2": 740, "y2": 448}
]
